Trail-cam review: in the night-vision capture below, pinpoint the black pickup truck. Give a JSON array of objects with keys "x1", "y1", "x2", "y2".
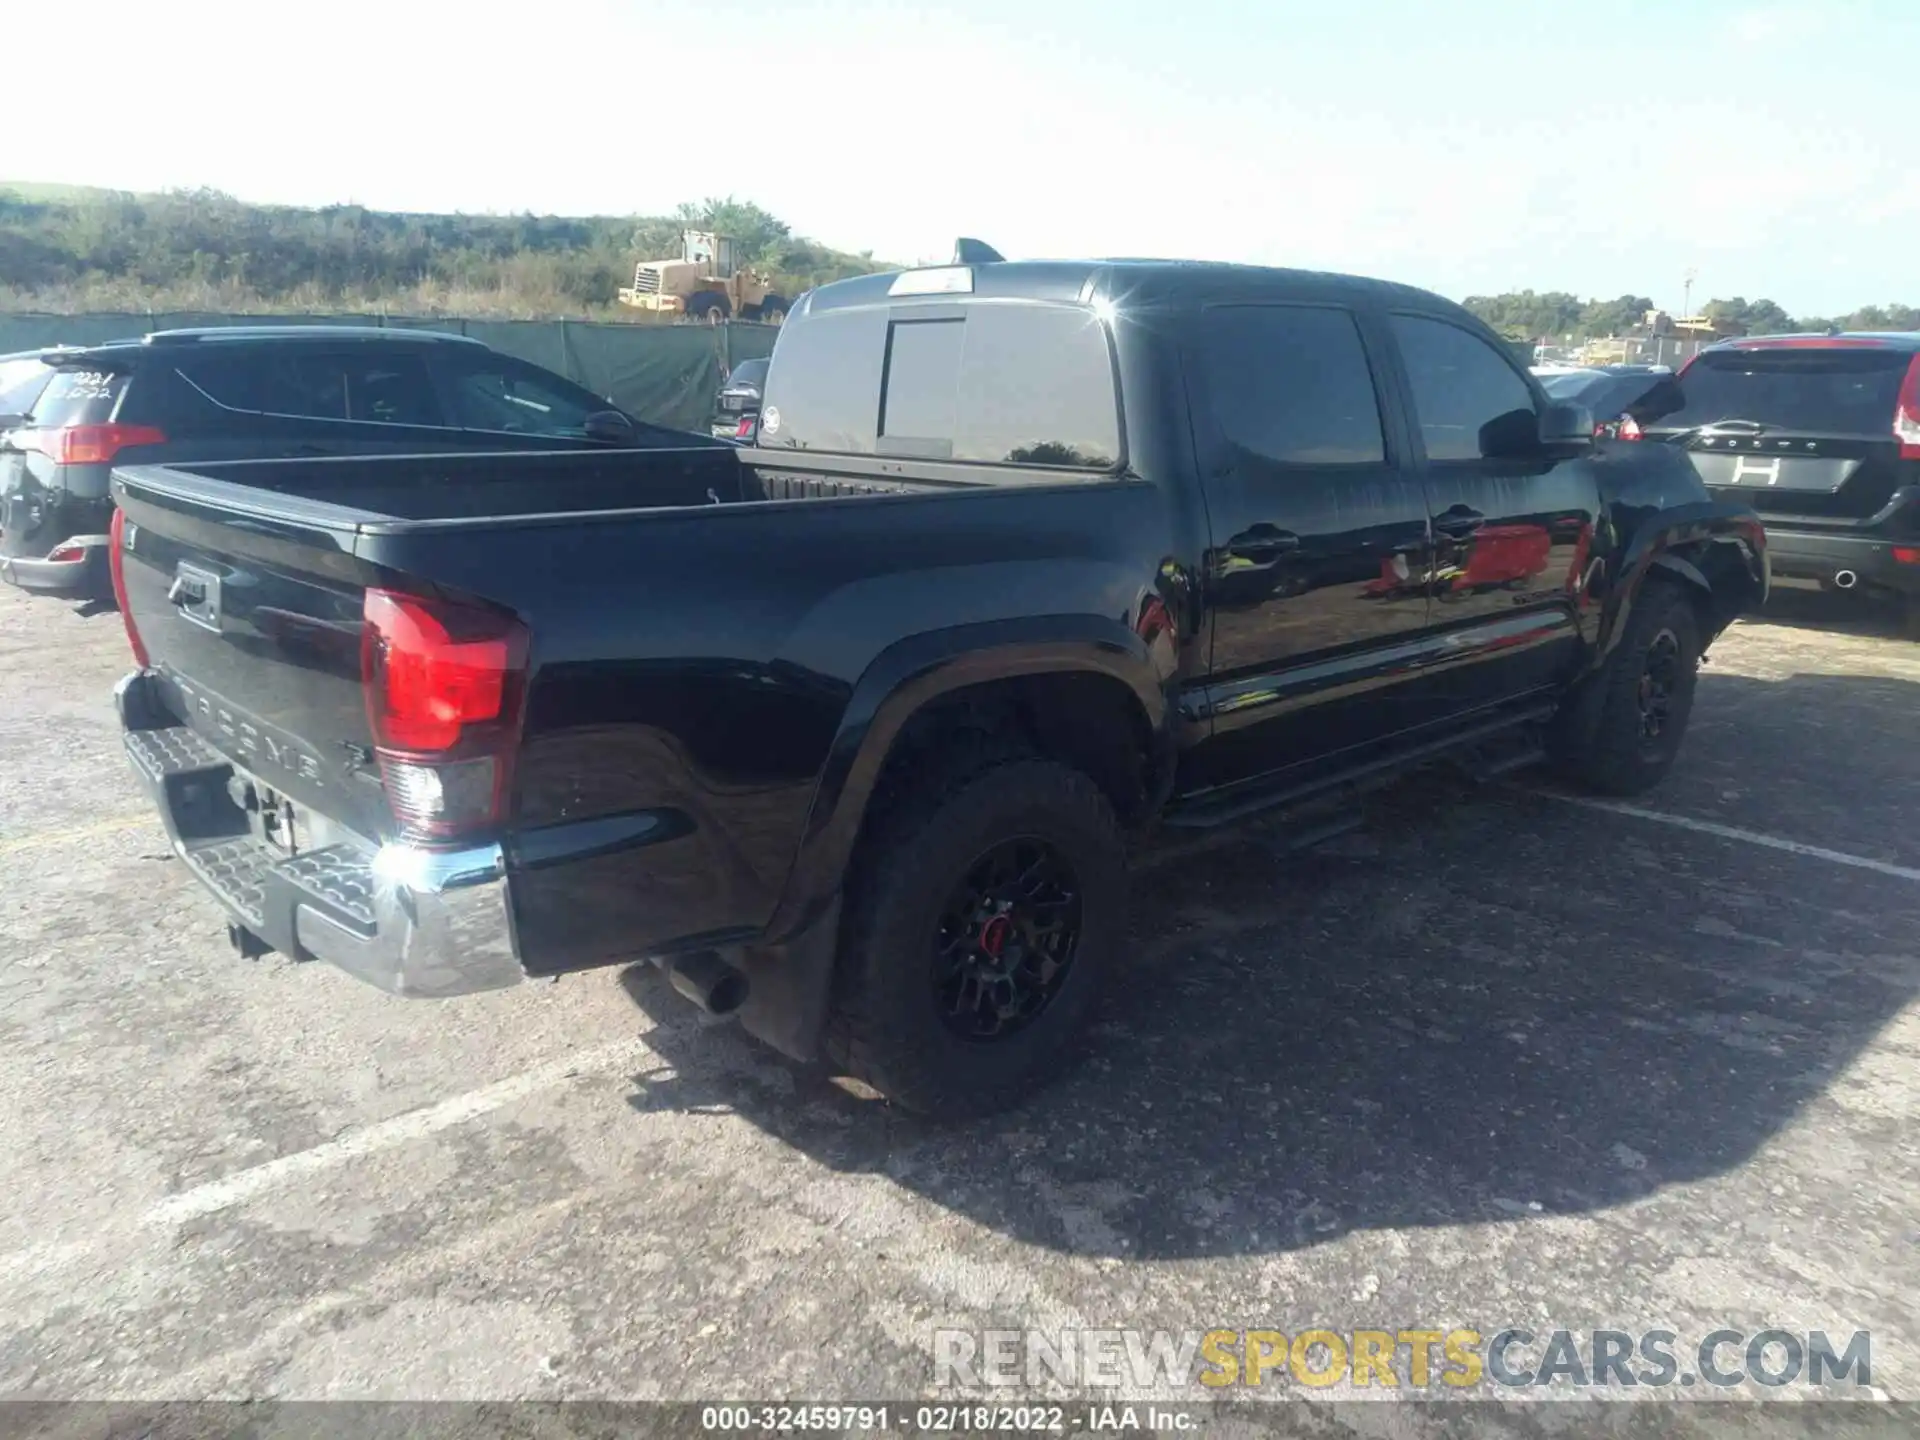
[{"x1": 109, "y1": 254, "x2": 1767, "y2": 1117}]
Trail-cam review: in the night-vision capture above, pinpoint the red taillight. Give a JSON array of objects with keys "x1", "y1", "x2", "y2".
[
  {"x1": 108, "y1": 508, "x2": 149, "y2": 667},
  {"x1": 735, "y1": 416, "x2": 755, "y2": 438},
  {"x1": 1893, "y1": 547, "x2": 1920, "y2": 566},
  {"x1": 21, "y1": 423, "x2": 167, "y2": 466},
  {"x1": 1616, "y1": 414, "x2": 1643, "y2": 441},
  {"x1": 1894, "y1": 354, "x2": 1920, "y2": 461},
  {"x1": 46, "y1": 542, "x2": 87, "y2": 563},
  {"x1": 361, "y1": 588, "x2": 529, "y2": 840}
]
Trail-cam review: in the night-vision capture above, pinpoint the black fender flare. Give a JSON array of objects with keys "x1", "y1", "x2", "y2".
[
  {"x1": 761, "y1": 614, "x2": 1170, "y2": 943},
  {"x1": 1589, "y1": 500, "x2": 1768, "y2": 670}
]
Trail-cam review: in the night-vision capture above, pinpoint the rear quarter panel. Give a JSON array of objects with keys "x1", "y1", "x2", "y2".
[{"x1": 374, "y1": 479, "x2": 1198, "y2": 972}]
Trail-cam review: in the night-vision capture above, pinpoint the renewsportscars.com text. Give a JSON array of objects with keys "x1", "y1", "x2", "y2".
[{"x1": 933, "y1": 1327, "x2": 1873, "y2": 1392}]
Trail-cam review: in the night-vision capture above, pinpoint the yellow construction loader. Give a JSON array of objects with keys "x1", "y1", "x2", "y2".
[{"x1": 616, "y1": 231, "x2": 790, "y2": 325}]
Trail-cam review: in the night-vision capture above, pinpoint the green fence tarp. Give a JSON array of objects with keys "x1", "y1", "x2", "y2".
[{"x1": 0, "y1": 312, "x2": 779, "y2": 434}]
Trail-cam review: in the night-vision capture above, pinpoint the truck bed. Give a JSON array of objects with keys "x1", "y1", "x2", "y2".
[
  {"x1": 109, "y1": 437, "x2": 1157, "y2": 990},
  {"x1": 114, "y1": 446, "x2": 973, "y2": 534}
]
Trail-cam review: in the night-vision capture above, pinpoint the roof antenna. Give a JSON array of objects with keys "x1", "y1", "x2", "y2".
[{"x1": 952, "y1": 238, "x2": 1004, "y2": 265}]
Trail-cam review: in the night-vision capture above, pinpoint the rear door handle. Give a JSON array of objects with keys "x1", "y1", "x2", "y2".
[
  {"x1": 1226, "y1": 525, "x2": 1302, "y2": 562},
  {"x1": 1433, "y1": 506, "x2": 1486, "y2": 538}
]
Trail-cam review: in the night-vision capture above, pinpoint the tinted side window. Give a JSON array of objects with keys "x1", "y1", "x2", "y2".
[
  {"x1": 1391, "y1": 315, "x2": 1537, "y2": 461},
  {"x1": 444, "y1": 358, "x2": 601, "y2": 437},
  {"x1": 348, "y1": 356, "x2": 441, "y2": 427},
  {"x1": 1197, "y1": 306, "x2": 1385, "y2": 465},
  {"x1": 179, "y1": 353, "x2": 352, "y2": 421},
  {"x1": 177, "y1": 350, "x2": 443, "y2": 426}
]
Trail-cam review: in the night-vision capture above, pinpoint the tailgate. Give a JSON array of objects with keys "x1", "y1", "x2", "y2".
[
  {"x1": 114, "y1": 472, "x2": 390, "y2": 842},
  {"x1": 1646, "y1": 346, "x2": 1915, "y2": 521},
  {"x1": 1678, "y1": 440, "x2": 1897, "y2": 521}
]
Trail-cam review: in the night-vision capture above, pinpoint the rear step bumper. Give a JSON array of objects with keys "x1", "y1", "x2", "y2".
[{"x1": 115, "y1": 669, "x2": 523, "y2": 998}]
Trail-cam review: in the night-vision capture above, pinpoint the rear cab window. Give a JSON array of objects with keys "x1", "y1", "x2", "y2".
[
  {"x1": 1650, "y1": 347, "x2": 1914, "y2": 436},
  {"x1": 760, "y1": 300, "x2": 1122, "y2": 470}
]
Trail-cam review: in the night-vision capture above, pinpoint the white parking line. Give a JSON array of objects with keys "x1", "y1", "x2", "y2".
[
  {"x1": 1533, "y1": 792, "x2": 1920, "y2": 884},
  {"x1": 144, "y1": 1036, "x2": 653, "y2": 1228}
]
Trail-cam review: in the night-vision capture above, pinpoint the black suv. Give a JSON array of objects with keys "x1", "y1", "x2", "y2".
[
  {"x1": 709, "y1": 357, "x2": 769, "y2": 441},
  {"x1": 1636, "y1": 334, "x2": 1920, "y2": 632},
  {"x1": 0, "y1": 326, "x2": 697, "y2": 599}
]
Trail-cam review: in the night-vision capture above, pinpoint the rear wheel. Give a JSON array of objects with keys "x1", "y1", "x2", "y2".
[
  {"x1": 1552, "y1": 580, "x2": 1702, "y2": 796},
  {"x1": 828, "y1": 755, "x2": 1125, "y2": 1118},
  {"x1": 759, "y1": 294, "x2": 789, "y2": 326}
]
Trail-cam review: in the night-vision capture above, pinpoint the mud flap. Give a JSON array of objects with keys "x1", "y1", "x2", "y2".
[{"x1": 734, "y1": 895, "x2": 843, "y2": 1063}]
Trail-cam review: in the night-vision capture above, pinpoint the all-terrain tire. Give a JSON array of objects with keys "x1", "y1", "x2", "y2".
[
  {"x1": 827, "y1": 754, "x2": 1126, "y2": 1118},
  {"x1": 1551, "y1": 579, "x2": 1703, "y2": 796}
]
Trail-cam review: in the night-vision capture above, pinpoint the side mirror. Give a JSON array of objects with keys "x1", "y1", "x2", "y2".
[
  {"x1": 0, "y1": 412, "x2": 31, "y2": 432},
  {"x1": 1539, "y1": 401, "x2": 1595, "y2": 454},
  {"x1": 584, "y1": 410, "x2": 638, "y2": 445}
]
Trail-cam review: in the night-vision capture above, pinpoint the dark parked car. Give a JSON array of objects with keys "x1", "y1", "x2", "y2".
[
  {"x1": 1636, "y1": 333, "x2": 1920, "y2": 634},
  {"x1": 108, "y1": 253, "x2": 1766, "y2": 1117},
  {"x1": 1, "y1": 326, "x2": 690, "y2": 600},
  {"x1": 1537, "y1": 364, "x2": 1681, "y2": 440},
  {"x1": 710, "y1": 357, "x2": 770, "y2": 441}
]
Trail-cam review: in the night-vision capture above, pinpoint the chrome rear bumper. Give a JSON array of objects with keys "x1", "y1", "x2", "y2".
[{"x1": 117, "y1": 669, "x2": 523, "y2": 997}]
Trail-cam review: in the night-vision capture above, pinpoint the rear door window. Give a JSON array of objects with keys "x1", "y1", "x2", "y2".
[
  {"x1": 1652, "y1": 348, "x2": 1911, "y2": 435},
  {"x1": 1195, "y1": 305, "x2": 1387, "y2": 465}
]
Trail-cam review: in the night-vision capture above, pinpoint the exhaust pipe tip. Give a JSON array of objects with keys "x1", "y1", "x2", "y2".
[
  {"x1": 1834, "y1": 569, "x2": 1859, "y2": 590},
  {"x1": 665, "y1": 951, "x2": 749, "y2": 1017}
]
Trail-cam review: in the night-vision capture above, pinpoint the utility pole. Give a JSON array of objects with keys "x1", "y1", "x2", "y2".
[{"x1": 1682, "y1": 268, "x2": 1698, "y2": 319}]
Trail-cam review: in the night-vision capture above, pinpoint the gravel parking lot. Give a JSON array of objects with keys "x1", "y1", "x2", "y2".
[{"x1": 2, "y1": 582, "x2": 1917, "y2": 1426}]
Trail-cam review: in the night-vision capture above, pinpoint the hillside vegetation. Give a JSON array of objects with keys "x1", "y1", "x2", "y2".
[
  {"x1": 0, "y1": 188, "x2": 890, "y2": 318},
  {"x1": 3, "y1": 185, "x2": 1914, "y2": 335},
  {"x1": 1463, "y1": 289, "x2": 1920, "y2": 341}
]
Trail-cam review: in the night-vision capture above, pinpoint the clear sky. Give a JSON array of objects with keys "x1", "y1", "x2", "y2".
[{"x1": 16, "y1": 0, "x2": 1914, "y2": 315}]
